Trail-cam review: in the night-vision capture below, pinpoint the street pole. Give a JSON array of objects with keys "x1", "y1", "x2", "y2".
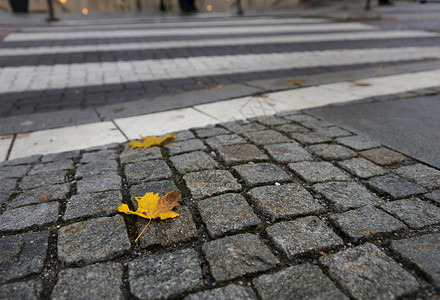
[
  {"x1": 237, "y1": 0, "x2": 243, "y2": 14},
  {"x1": 46, "y1": 0, "x2": 56, "y2": 21},
  {"x1": 365, "y1": 0, "x2": 371, "y2": 10}
]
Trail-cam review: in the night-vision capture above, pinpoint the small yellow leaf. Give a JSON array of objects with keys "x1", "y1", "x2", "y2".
[
  {"x1": 283, "y1": 80, "x2": 303, "y2": 86},
  {"x1": 129, "y1": 134, "x2": 175, "y2": 149},
  {"x1": 350, "y1": 81, "x2": 371, "y2": 87},
  {"x1": 39, "y1": 193, "x2": 50, "y2": 201}
]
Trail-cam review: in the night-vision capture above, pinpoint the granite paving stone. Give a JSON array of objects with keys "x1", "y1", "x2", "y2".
[
  {"x1": 308, "y1": 144, "x2": 357, "y2": 161},
  {"x1": 300, "y1": 120, "x2": 333, "y2": 130},
  {"x1": 41, "y1": 150, "x2": 79, "y2": 163},
  {"x1": 221, "y1": 121, "x2": 266, "y2": 134},
  {"x1": 119, "y1": 146, "x2": 162, "y2": 164},
  {"x1": 425, "y1": 190, "x2": 440, "y2": 203},
  {"x1": 381, "y1": 198, "x2": 440, "y2": 229},
  {"x1": 321, "y1": 243, "x2": 419, "y2": 299},
  {"x1": 338, "y1": 157, "x2": 388, "y2": 179},
  {"x1": 367, "y1": 174, "x2": 427, "y2": 199},
  {"x1": 51, "y1": 263, "x2": 124, "y2": 300},
  {"x1": 253, "y1": 116, "x2": 290, "y2": 126},
  {"x1": 75, "y1": 160, "x2": 118, "y2": 178},
  {"x1": 253, "y1": 264, "x2": 348, "y2": 300},
  {"x1": 267, "y1": 216, "x2": 343, "y2": 259},
  {"x1": 81, "y1": 149, "x2": 117, "y2": 163},
  {"x1": 395, "y1": 164, "x2": 440, "y2": 189},
  {"x1": 198, "y1": 193, "x2": 260, "y2": 238},
  {"x1": 248, "y1": 183, "x2": 324, "y2": 221},
  {"x1": 0, "y1": 280, "x2": 42, "y2": 300},
  {"x1": 125, "y1": 160, "x2": 171, "y2": 185},
  {"x1": 284, "y1": 114, "x2": 319, "y2": 123},
  {"x1": 19, "y1": 170, "x2": 67, "y2": 190},
  {"x1": 274, "y1": 123, "x2": 309, "y2": 133},
  {"x1": 0, "y1": 202, "x2": 59, "y2": 232},
  {"x1": 63, "y1": 190, "x2": 122, "y2": 221},
  {"x1": 244, "y1": 130, "x2": 290, "y2": 145},
  {"x1": 264, "y1": 143, "x2": 313, "y2": 163},
  {"x1": 217, "y1": 144, "x2": 268, "y2": 164},
  {"x1": 312, "y1": 181, "x2": 383, "y2": 211},
  {"x1": 185, "y1": 284, "x2": 257, "y2": 300},
  {"x1": 184, "y1": 170, "x2": 241, "y2": 200},
  {"x1": 0, "y1": 178, "x2": 17, "y2": 205},
  {"x1": 0, "y1": 231, "x2": 49, "y2": 283},
  {"x1": 316, "y1": 126, "x2": 352, "y2": 138},
  {"x1": 170, "y1": 151, "x2": 218, "y2": 174},
  {"x1": 329, "y1": 206, "x2": 407, "y2": 242},
  {"x1": 289, "y1": 132, "x2": 332, "y2": 145},
  {"x1": 288, "y1": 161, "x2": 350, "y2": 184},
  {"x1": 85, "y1": 143, "x2": 119, "y2": 151},
  {"x1": 391, "y1": 234, "x2": 440, "y2": 288},
  {"x1": 234, "y1": 163, "x2": 292, "y2": 187},
  {"x1": 173, "y1": 130, "x2": 195, "y2": 142},
  {"x1": 166, "y1": 139, "x2": 207, "y2": 155},
  {"x1": 359, "y1": 147, "x2": 408, "y2": 166},
  {"x1": 203, "y1": 233, "x2": 279, "y2": 282},
  {"x1": 58, "y1": 215, "x2": 131, "y2": 265},
  {"x1": 8, "y1": 183, "x2": 70, "y2": 209},
  {"x1": 129, "y1": 249, "x2": 203, "y2": 299},
  {"x1": 195, "y1": 127, "x2": 230, "y2": 138},
  {"x1": 335, "y1": 135, "x2": 381, "y2": 151},
  {"x1": 130, "y1": 180, "x2": 177, "y2": 209},
  {"x1": 0, "y1": 165, "x2": 31, "y2": 179},
  {"x1": 28, "y1": 159, "x2": 73, "y2": 175},
  {"x1": 205, "y1": 134, "x2": 246, "y2": 149},
  {"x1": 76, "y1": 171, "x2": 121, "y2": 194},
  {"x1": 0, "y1": 155, "x2": 40, "y2": 166},
  {"x1": 136, "y1": 206, "x2": 199, "y2": 248}
]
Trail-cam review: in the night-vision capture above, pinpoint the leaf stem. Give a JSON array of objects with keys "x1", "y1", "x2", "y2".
[{"x1": 135, "y1": 218, "x2": 152, "y2": 243}]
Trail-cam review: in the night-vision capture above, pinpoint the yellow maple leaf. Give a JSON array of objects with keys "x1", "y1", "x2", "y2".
[
  {"x1": 283, "y1": 80, "x2": 303, "y2": 86},
  {"x1": 129, "y1": 134, "x2": 175, "y2": 149}
]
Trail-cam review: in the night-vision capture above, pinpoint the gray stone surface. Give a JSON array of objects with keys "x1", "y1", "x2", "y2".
[
  {"x1": 125, "y1": 160, "x2": 171, "y2": 185},
  {"x1": 29, "y1": 160, "x2": 73, "y2": 175},
  {"x1": 248, "y1": 183, "x2": 324, "y2": 221},
  {"x1": 19, "y1": 170, "x2": 67, "y2": 190},
  {"x1": 289, "y1": 132, "x2": 332, "y2": 145},
  {"x1": 51, "y1": 263, "x2": 124, "y2": 300},
  {"x1": 244, "y1": 130, "x2": 290, "y2": 145},
  {"x1": 253, "y1": 116, "x2": 290, "y2": 126},
  {"x1": 301, "y1": 120, "x2": 333, "y2": 130},
  {"x1": 253, "y1": 264, "x2": 348, "y2": 300},
  {"x1": 367, "y1": 174, "x2": 427, "y2": 199},
  {"x1": 233, "y1": 163, "x2": 292, "y2": 187},
  {"x1": 395, "y1": 164, "x2": 440, "y2": 189},
  {"x1": 335, "y1": 135, "x2": 381, "y2": 151},
  {"x1": 58, "y1": 215, "x2": 131, "y2": 265},
  {"x1": 120, "y1": 146, "x2": 162, "y2": 164},
  {"x1": 0, "y1": 165, "x2": 31, "y2": 179},
  {"x1": 359, "y1": 147, "x2": 408, "y2": 166},
  {"x1": 329, "y1": 206, "x2": 407, "y2": 242},
  {"x1": 205, "y1": 134, "x2": 246, "y2": 149},
  {"x1": 64, "y1": 190, "x2": 122, "y2": 221},
  {"x1": 264, "y1": 143, "x2": 313, "y2": 163},
  {"x1": 381, "y1": 198, "x2": 440, "y2": 229},
  {"x1": 130, "y1": 180, "x2": 177, "y2": 209},
  {"x1": 184, "y1": 170, "x2": 241, "y2": 200},
  {"x1": 81, "y1": 150, "x2": 117, "y2": 163},
  {"x1": 0, "y1": 202, "x2": 59, "y2": 232},
  {"x1": 274, "y1": 123, "x2": 309, "y2": 133},
  {"x1": 76, "y1": 171, "x2": 121, "y2": 194},
  {"x1": 425, "y1": 190, "x2": 440, "y2": 203},
  {"x1": 198, "y1": 193, "x2": 260, "y2": 237},
  {"x1": 75, "y1": 160, "x2": 118, "y2": 178},
  {"x1": 338, "y1": 157, "x2": 388, "y2": 179},
  {"x1": 0, "y1": 231, "x2": 49, "y2": 283},
  {"x1": 313, "y1": 181, "x2": 383, "y2": 211},
  {"x1": 0, "y1": 155, "x2": 40, "y2": 166},
  {"x1": 166, "y1": 139, "x2": 207, "y2": 155},
  {"x1": 170, "y1": 151, "x2": 218, "y2": 174},
  {"x1": 316, "y1": 126, "x2": 352, "y2": 138},
  {"x1": 267, "y1": 216, "x2": 343, "y2": 259},
  {"x1": 0, "y1": 280, "x2": 42, "y2": 300},
  {"x1": 284, "y1": 114, "x2": 319, "y2": 123},
  {"x1": 129, "y1": 248, "x2": 203, "y2": 299},
  {"x1": 173, "y1": 130, "x2": 195, "y2": 142},
  {"x1": 288, "y1": 161, "x2": 350, "y2": 184},
  {"x1": 321, "y1": 243, "x2": 419, "y2": 299},
  {"x1": 41, "y1": 150, "x2": 79, "y2": 163},
  {"x1": 217, "y1": 144, "x2": 268, "y2": 165},
  {"x1": 391, "y1": 234, "x2": 440, "y2": 288},
  {"x1": 221, "y1": 121, "x2": 266, "y2": 134},
  {"x1": 185, "y1": 284, "x2": 257, "y2": 300},
  {"x1": 136, "y1": 206, "x2": 199, "y2": 248},
  {"x1": 308, "y1": 144, "x2": 357, "y2": 161},
  {"x1": 0, "y1": 178, "x2": 17, "y2": 205},
  {"x1": 8, "y1": 183, "x2": 70, "y2": 209},
  {"x1": 195, "y1": 127, "x2": 230, "y2": 138},
  {"x1": 203, "y1": 233, "x2": 279, "y2": 282}
]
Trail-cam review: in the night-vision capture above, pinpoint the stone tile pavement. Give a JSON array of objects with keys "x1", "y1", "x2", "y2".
[{"x1": 1, "y1": 112, "x2": 440, "y2": 299}]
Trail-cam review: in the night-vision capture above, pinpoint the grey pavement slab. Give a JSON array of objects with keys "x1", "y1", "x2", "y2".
[
  {"x1": 367, "y1": 174, "x2": 427, "y2": 199},
  {"x1": 8, "y1": 183, "x2": 70, "y2": 209},
  {"x1": 274, "y1": 123, "x2": 309, "y2": 134},
  {"x1": 220, "y1": 121, "x2": 266, "y2": 134},
  {"x1": 395, "y1": 163, "x2": 440, "y2": 189},
  {"x1": 120, "y1": 146, "x2": 162, "y2": 164},
  {"x1": 252, "y1": 116, "x2": 290, "y2": 126},
  {"x1": 173, "y1": 130, "x2": 196, "y2": 142},
  {"x1": 359, "y1": 147, "x2": 408, "y2": 166},
  {"x1": 425, "y1": 190, "x2": 440, "y2": 204},
  {"x1": 337, "y1": 157, "x2": 388, "y2": 179},
  {"x1": 185, "y1": 284, "x2": 257, "y2": 300},
  {"x1": 244, "y1": 130, "x2": 291, "y2": 145},
  {"x1": 129, "y1": 180, "x2": 177, "y2": 209},
  {"x1": 170, "y1": 151, "x2": 218, "y2": 174},
  {"x1": 195, "y1": 127, "x2": 230, "y2": 138},
  {"x1": 288, "y1": 161, "x2": 351, "y2": 184},
  {"x1": 124, "y1": 160, "x2": 171, "y2": 185},
  {"x1": 264, "y1": 142, "x2": 313, "y2": 163},
  {"x1": 233, "y1": 163, "x2": 292, "y2": 187},
  {"x1": 289, "y1": 132, "x2": 332, "y2": 145},
  {"x1": 0, "y1": 178, "x2": 17, "y2": 205},
  {"x1": 76, "y1": 171, "x2": 121, "y2": 194},
  {"x1": 165, "y1": 139, "x2": 207, "y2": 155},
  {"x1": 0, "y1": 202, "x2": 59, "y2": 232},
  {"x1": 307, "y1": 144, "x2": 357, "y2": 161},
  {"x1": 205, "y1": 134, "x2": 246, "y2": 149},
  {"x1": 0, "y1": 165, "x2": 31, "y2": 179},
  {"x1": 334, "y1": 135, "x2": 382, "y2": 151},
  {"x1": 316, "y1": 126, "x2": 352, "y2": 138},
  {"x1": 41, "y1": 150, "x2": 79, "y2": 163},
  {"x1": 284, "y1": 114, "x2": 320, "y2": 124},
  {"x1": 0, "y1": 280, "x2": 42, "y2": 300},
  {"x1": 183, "y1": 170, "x2": 241, "y2": 200},
  {"x1": 81, "y1": 149, "x2": 117, "y2": 163},
  {"x1": 0, "y1": 155, "x2": 40, "y2": 167},
  {"x1": 75, "y1": 160, "x2": 118, "y2": 178},
  {"x1": 28, "y1": 159, "x2": 74, "y2": 175},
  {"x1": 217, "y1": 143, "x2": 268, "y2": 165},
  {"x1": 19, "y1": 170, "x2": 67, "y2": 190}
]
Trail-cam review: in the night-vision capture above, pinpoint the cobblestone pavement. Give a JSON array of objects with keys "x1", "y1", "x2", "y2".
[{"x1": 1, "y1": 111, "x2": 439, "y2": 299}]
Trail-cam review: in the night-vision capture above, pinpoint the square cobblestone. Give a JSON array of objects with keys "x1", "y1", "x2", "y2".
[
  {"x1": 253, "y1": 264, "x2": 348, "y2": 300},
  {"x1": 288, "y1": 161, "x2": 350, "y2": 184},
  {"x1": 248, "y1": 183, "x2": 324, "y2": 221},
  {"x1": 359, "y1": 147, "x2": 408, "y2": 166},
  {"x1": 41, "y1": 150, "x2": 79, "y2": 163},
  {"x1": 313, "y1": 181, "x2": 383, "y2": 212},
  {"x1": 289, "y1": 132, "x2": 332, "y2": 145},
  {"x1": 321, "y1": 243, "x2": 419, "y2": 299},
  {"x1": 166, "y1": 139, "x2": 207, "y2": 155},
  {"x1": 136, "y1": 206, "x2": 199, "y2": 248},
  {"x1": 244, "y1": 130, "x2": 291, "y2": 145},
  {"x1": 173, "y1": 130, "x2": 195, "y2": 142},
  {"x1": 395, "y1": 164, "x2": 440, "y2": 189},
  {"x1": 0, "y1": 178, "x2": 17, "y2": 205},
  {"x1": 367, "y1": 174, "x2": 427, "y2": 199},
  {"x1": 267, "y1": 216, "x2": 343, "y2": 259},
  {"x1": 120, "y1": 146, "x2": 162, "y2": 164},
  {"x1": 19, "y1": 170, "x2": 67, "y2": 190},
  {"x1": 203, "y1": 233, "x2": 279, "y2": 282},
  {"x1": 184, "y1": 170, "x2": 241, "y2": 200},
  {"x1": 217, "y1": 144, "x2": 268, "y2": 165},
  {"x1": 316, "y1": 126, "x2": 352, "y2": 138},
  {"x1": 76, "y1": 171, "x2": 121, "y2": 194},
  {"x1": 81, "y1": 149, "x2": 117, "y2": 163},
  {"x1": 1, "y1": 155, "x2": 40, "y2": 166},
  {"x1": 381, "y1": 198, "x2": 440, "y2": 229},
  {"x1": 58, "y1": 215, "x2": 131, "y2": 265},
  {"x1": 29, "y1": 159, "x2": 73, "y2": 175},
  {"x1": 0, "y1": 231, "x2": 49, "y2": 283},
  {"x1": 185, "y1": 284, "x2": 257, "y2": 300},
  {"x1": 274, "y1": 123, "x2": 309, "y2": 133},
  {"x1": 51, "y1": 263, "x2": 124, "y2": 300},
  {"x1": 170, "y1": 151, "x2": 218, "y2": 174},
  {"x1": 130, "y1": 180, "x2": 177, "y2": 209},
  {"x1": 129, "y1": 249, "x2": 203, "y2": 299},
  {"x1": 198, "y1": 193, "x2": 260, "y2": 238},
  {"x1": 0, "y1": 280, "x2": 42, "y2": 300},
  {"x1": 329, "y1": 206, "x2": 407, "y2": 242},
  {"x1": 125, "y1": 160, "x2": 171, "y2": 185},
  {"x1": 338, "y1": 157, "x2": 388, "y2": 179},
  {"x1": 301, "y1": 120, "x2": 333, "y2": 130},
  {"x1": 425, "y1": 190, "x2": 440, "y2": 204},
  {"x1": 8, "y1": 183, "x2": 70, "y2": 209},
  {"x1": 284, "y1": 114, "x2": 319, "y2": 123},
  {"x1": 253, "y1": 115, "x2": 290, "y2": 126},
  {"x1": 0, "y1": 165, "x2": 31, "y2": 179},
  {"x1": 335, "y1": 135, "x2": 381, "y2": 151},
  {"x1": 391, "y1": 234, "x2": 440, "y2": 288},
  {"x1": 0, "y1": 202, "x2": 59, "y2": 232},
  {"x1": 75, "y1": 160, "x2": 118, "y2": 178},
  {"x1": 234, "y1": 163, "x2": 292, "y2": 187},
  {"x1": 308, "y1": 144, "x2": 357, "y2": 161},
  {"x1": 221, "y1": 121, "x2": 266, "y2": 134},
  {"x1": 205, "y1": 134, "x2": 246, "y2": 149},
  {"x1": 195, "y1": 127, "x2": 230, "y2": 138},
  {"x1": 264, "y1": 143, "x2": 313, "y2": 163}
]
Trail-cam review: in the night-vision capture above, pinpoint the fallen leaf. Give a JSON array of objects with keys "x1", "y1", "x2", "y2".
[
  {"x1": 350, "y1": 81, "x2": 371, "y2": 87},
  {"x1": 39, "y1": 193, "x2": 50, "y2": 201},
  {"x1": 129, "y1": 134, "x2": 175, "y2": 149},
  {"x1": 283, "y1": 80, "x2": 303, "y2": 86}
]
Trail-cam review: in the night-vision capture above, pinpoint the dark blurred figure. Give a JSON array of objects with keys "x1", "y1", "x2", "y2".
[{"x1": 179, "y1": 0, "x2": 197, "y2": 12}]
